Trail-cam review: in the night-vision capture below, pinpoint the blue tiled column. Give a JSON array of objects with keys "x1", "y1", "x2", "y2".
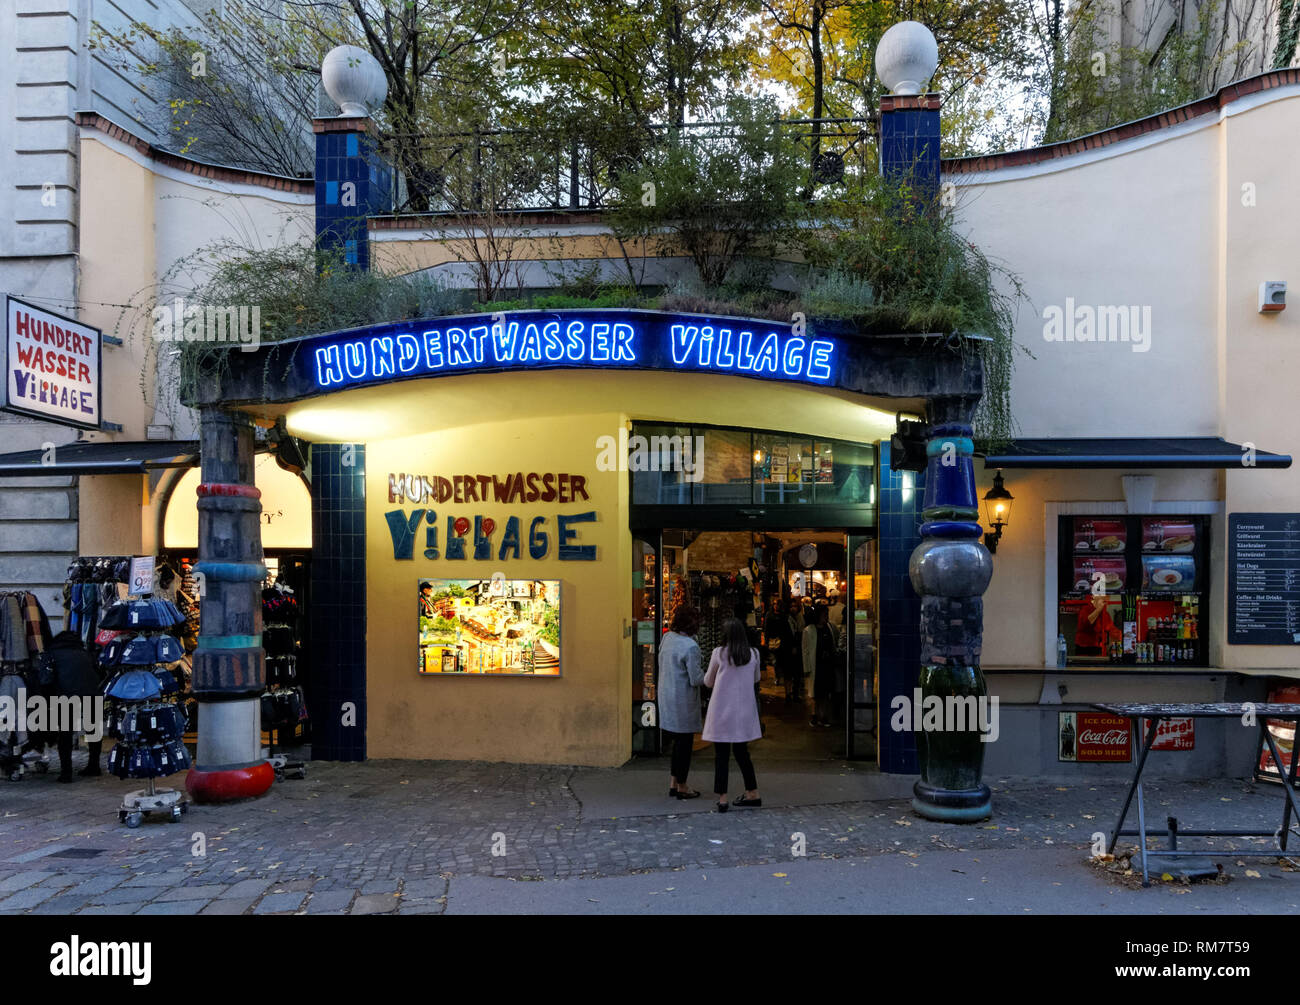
[
  {"x1": 309, "y1": 443, "x2": 367, "y2": 760},
  {"x1": 876, "y1": 440, "x2": 925, "y2": 774},
  {"x1": 313, "y1": 117, "x2": 393, "y2": 270},
  {"x1": 878, "y1": 93, "x2": 940, "y2": 201}
]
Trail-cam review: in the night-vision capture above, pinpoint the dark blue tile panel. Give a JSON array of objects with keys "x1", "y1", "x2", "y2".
[
  {"x1": 876, "y1": 439, "x2": 925, "y2": 775},
  {"x1": 314, "y1": 128, "x2": 393, "y2": 271},
  {"x1": 879, "y1": 106, "x2": 940, "y2": 203},
  {"x1": 310, "y1": 443, "x2": 367, "y2": 761}
]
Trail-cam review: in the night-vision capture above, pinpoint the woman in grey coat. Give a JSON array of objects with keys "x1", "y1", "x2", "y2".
[{"x1": 657, "y1": 605, "x2": 704, "y2": 799}]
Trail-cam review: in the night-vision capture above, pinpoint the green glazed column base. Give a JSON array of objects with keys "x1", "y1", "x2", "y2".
[{"x1": 912, "y1": 780, "x2": 992, "y2": 822}]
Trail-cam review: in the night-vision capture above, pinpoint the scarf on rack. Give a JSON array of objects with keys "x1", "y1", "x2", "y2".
[
  {"x1": 21, "y1": 593, "x2": 50, "y2": 655},
  {"x1": 0, "y1": 595, "x2": 27, "y2": 662}
]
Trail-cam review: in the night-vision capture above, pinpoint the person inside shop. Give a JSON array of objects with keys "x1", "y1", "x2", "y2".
[
  {"x1": 1075, "y1": 592, "x2": 1119, "y2": 657},
  {"x1": 38, "y1": 630, "x2": 104, "y2": 782},
  {"x1": 763, "y1": 595, "x2": 798, "y2": 703},
  {"x1": 786, "y1": 598, "x2": 806, "y2": 703},
  {"x1": 658, "y1": 605, "x2": 704, "y2": 800},
  {"x1": 827, "y1": 591, "x2": 846, "y2": 638},
  {"x1": 702, "y1": 617, "x2": 763, "y2": 812},
  {"x1": 804, "y1": 606, "x2": 838, "y2": 728},
  {"x1": 801, "y1": 605, "x2": 821, "y2": 716}
]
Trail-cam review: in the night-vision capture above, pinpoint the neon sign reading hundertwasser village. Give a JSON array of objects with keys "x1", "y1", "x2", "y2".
[{"x1": 310, "y1": 310, "x2": 837, "y2": 390}]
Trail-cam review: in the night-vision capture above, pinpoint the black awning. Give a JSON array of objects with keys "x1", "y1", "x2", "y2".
[
  {"x1": 0, "y1": 440, "x2": 199, "y2": 477},
  {"x1": 982, "y1": 437, "x2": 1291, "y2": 469}
]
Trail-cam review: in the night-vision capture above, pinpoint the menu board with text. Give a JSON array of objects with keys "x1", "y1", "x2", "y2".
[{"x1": 1229, "y1": 513, "x2": 1300, "y2": 645}]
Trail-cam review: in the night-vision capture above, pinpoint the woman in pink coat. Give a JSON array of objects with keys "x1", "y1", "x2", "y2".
[{"x1": 702, "y1": 617, "x2": 763, "y2": 812}]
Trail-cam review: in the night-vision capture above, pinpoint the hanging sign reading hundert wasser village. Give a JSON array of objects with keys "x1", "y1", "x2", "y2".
[{"x1": 3, "y1": 295, "x2": 101, "y2": 429}]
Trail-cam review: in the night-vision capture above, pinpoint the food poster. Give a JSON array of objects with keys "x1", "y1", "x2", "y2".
[
  {"x1": 1142, "y1": 554, "x2": 1196, "y2": 592},
  {"x1": 787, "y1": 443, "x2": 803, "y2": 484},
  {"x1": 1073, "y1": 518, "x2": 1126, "y2": 553},
  {"x1": 1142, "y1": 519, "x2": 1196, "y2": 553},
  {"x1": 1072, "y1": 557, "x2": 1126, "y2": 593},
  {"x1": 418, "y1": 579, "x2": 561, "y2": 676},
  {"x1": 1259, "y1": 686, "x2": 1300, "y2": 780},
  {"x1": 815, "y1": 441, "x2": 834, "y2": 483},
  {"x1": 771, "y1": 443, "x2": 788, "y2": 482}
]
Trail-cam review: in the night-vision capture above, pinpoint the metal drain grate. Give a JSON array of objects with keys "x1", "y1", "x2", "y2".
[{"x1": 48, "y1": 848, "x2": 105, "y2": 859}]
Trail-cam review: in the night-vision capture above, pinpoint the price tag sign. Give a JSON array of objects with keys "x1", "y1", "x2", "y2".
[{"x1": 129, "y1": 556, "x2": 155, "y2": 597}]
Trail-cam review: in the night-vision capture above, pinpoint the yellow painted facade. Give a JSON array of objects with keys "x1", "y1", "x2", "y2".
[{"x1": 291, "y1": 369, "x2": 895, "y2": 765}]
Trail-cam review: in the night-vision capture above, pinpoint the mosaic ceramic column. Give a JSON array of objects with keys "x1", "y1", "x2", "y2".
[
  {"x1": 185, "y1": 406, "x2": 273, "y2": 802},
  {"x1": 908, "y1": 405, "x2": 994, "y2": 821}
]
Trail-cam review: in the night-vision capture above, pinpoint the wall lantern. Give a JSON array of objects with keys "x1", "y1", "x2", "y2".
[{"x1": 982, "y1": 469, "x2": 1014, "y2": 553}]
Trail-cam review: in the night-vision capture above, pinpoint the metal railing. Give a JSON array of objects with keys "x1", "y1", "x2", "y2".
[{"x1": 376, "y1": 117, "x2": 876, "y2": 216}]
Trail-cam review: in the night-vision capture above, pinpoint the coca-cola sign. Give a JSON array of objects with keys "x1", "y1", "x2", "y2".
[{"x1": 1059, "y1": 712, "x2": 1131, "y2": 762}]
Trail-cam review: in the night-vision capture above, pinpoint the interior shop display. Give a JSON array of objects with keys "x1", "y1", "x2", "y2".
[
  {"x1": 262, "y1": 573, "x2": 307, "y2": 780},
  {"x1": 418, "y1": 579, "x2": 561, "y2": 676},
  {"x1": 100, "y1": 597, "x2": 192, "y2": 826},
  {"x1": 1057, "y1": 516, "x2": 1210, "y2": 667},
  {"x1": 689, "y1": 571, "x2": 753, "y2": 655}
]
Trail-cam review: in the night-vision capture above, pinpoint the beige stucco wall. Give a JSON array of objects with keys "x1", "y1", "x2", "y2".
[
  {"x1": 958, "y1": 85, "x2": 1300, "y2": 672},
  {"x1": 74, "y1": 129, "x2": 312, "y2": 551}
]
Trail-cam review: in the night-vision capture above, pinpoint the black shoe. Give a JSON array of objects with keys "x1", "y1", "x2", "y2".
[
  {"x1": 715, "y1": 800, "x2": 729, "y2": 813},
  {"x1": 675, "y1": 788, "x2": 701, "y2": 800},
  {"x1": 735, "y1": 795, "x2": 762, "y2": 808},
  {"x1": 669, "y1": 788, "x2": 676, "y2": 797},
  {"x1": 79, "y1": 766, "x2": 102, "y2": 778}
]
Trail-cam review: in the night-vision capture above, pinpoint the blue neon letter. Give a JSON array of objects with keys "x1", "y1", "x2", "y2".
[
  {"x1": 519, "y1": 323, "x2": 543, "y2": 362},
  {"x1": 343, "y1": 340, "x2": 367, "y2": 380},
  {"x1": 670, "y1": 325, "x2": 698, "y2": 365},
  {"x1": 423, "y1": 330, "x2": 445, "y2": 369},
  {"x1": 396, "y1": 334, "x2": 420, "y2": 373},
  {"x1": 752, "y1": 333, "x2": 780, "y2": 373},
  {"x1": 371, "y1": 336, "x2": 395, "y2": 377},
  {"x1": 492, "y1": 320, "x2": 518, "y2": 362},
  {"x1": 542, "y1": 321, "x2": 565, "y2": 361},
  {"x1": 808, "y1": 340, "x2": 834, "y2": 380},
  {"x1": 315, "y1": 345, "x2": 344, "y2": 386},
  {"x1": 612, "y1": 323, "x2": 637, "y2": 362},
  {"x1": 782, "y1": 337, "x2": 806, "y2": 376},
  {"x1": 447, "y1": 327, "x2": 472, "y2": 366},
  {"x1": 564, "y1": 321, "x2": 586, "y2": 361}
]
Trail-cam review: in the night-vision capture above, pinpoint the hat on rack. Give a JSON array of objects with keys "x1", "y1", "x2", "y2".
[
  {"x1": 120, "y1": 634, "x2": 184, "y2": 666},
  {"x1": 99, "y1": 598, "x2": 185, "y2": 630},
  {"x1": 104, "y1": 669, "x2": 163, "y2": 701}
]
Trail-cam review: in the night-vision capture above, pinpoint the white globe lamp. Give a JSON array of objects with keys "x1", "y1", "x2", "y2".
[
  {"x1": 321, "y1": 45, "x2": 388, "y2": 117},
  {"x1": 875, "y1": 21, "x2": 939, "y2": 96}
]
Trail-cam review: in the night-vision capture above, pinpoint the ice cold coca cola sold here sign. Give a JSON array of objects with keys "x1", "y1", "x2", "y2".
[{"x1": 1059, "y1": 712, "x2": 1132, "y2": 762}]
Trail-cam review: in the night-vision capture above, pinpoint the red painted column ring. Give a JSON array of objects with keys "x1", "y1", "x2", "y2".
[
  {"x1": 197, "y1": 482, "x2": 262, "y2": 499},
  {"x1": 185, "y1": 761, "x2": 275, "y2": 803}
]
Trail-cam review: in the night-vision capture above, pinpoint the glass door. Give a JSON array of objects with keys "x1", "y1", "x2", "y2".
[
  {"x1": 846, "y1": 534, "x2": 877, "y2": 760},
  {"x1": 631, "y1": 533, "x2": 662, "y2": 755}
]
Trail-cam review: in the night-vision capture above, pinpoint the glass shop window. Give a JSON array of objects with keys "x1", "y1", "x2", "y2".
[
  {"x1": 1055, "y1": 515, "x2": 1210, "y2": 668},
  {"x1": 630, "y1": 424, "x2": 695, "y2": 504}
]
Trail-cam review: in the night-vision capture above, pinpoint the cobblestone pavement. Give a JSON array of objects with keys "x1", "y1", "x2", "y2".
[{"x1": 1, "y1": 752, "x2": 1297, "y2": 915}]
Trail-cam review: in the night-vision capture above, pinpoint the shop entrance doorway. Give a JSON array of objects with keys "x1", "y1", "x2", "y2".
[{"x1": 631, "y1": 528, "x2": 877, "y2": 763}]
